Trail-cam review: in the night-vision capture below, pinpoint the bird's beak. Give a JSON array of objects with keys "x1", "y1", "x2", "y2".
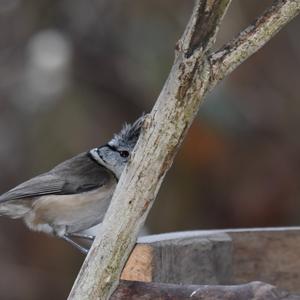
[{"x1": 89, "y1": 148, "x2": 105, "y2": 164}]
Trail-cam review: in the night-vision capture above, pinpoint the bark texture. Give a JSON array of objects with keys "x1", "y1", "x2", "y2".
[
  {"x1": 111, "y1": 281, "x2": 300, "y2": 300},
  {"x1": 68, "y1": 1, "x2": 300, "y2": 299}
]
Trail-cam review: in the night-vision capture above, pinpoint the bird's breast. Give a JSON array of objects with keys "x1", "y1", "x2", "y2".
[{"x1": 24, "y1": 178, "x2": 117, "y2": 235}]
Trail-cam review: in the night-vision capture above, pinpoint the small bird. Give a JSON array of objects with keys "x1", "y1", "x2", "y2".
[{"x1": 0, "y1": 116, "x2": 144, "y2": 254}]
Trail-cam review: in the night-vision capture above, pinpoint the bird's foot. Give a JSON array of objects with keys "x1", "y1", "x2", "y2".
[
  {"x1": 62, "y1": 235, "x2": 89, "y2": 255},
  {"x1": 67, "y1": 232, "x2": 95, "y2": 241}
]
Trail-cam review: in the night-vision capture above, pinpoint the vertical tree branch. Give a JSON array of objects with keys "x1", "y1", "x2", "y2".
[
  {"x1": 68, "y1": 0, "x2": 299, "y2": 299},
  {"x1": 179, "y1": 0, "x2": 231, "y2": 57},
  {"x1": 68, "y1": 1, "x2": 231, "y2": 299}
]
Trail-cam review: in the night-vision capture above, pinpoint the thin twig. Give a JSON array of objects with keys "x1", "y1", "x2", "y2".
[{"x1": 209, "y1": 0, "x2": 300, "y2": 90}]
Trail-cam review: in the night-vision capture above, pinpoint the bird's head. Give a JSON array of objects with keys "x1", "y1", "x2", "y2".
[{"x1": 89, "y1": 115, "x2": 145, "y2": 178}]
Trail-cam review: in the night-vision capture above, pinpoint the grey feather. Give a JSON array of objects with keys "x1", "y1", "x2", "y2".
[
  {"x1": 0, "y1": 152, "x2": 113, "y2": 203},
  {"x1": 109, "y1": 114, "x2": 145, "y2": 149}
]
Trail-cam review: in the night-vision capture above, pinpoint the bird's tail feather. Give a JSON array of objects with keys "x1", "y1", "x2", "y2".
[{"x1": 0, "y1": 201, "x2": 30, "y2": 218}]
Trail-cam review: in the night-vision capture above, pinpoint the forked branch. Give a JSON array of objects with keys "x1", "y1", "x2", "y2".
[{"x1": 68, "y1": 0, "x2": 300, "y2": 299}]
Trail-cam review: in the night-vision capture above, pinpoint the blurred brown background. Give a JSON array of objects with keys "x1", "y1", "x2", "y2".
[{"x1": 0, "y1": 0, "x2": 299, "y2": 299}]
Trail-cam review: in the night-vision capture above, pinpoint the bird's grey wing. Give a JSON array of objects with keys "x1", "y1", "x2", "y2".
[
  {"x1": 50, "y1": 152, "x2": 113, "y2": 194},
  {"x1": 0, "y1": 152, "x2": 113, "y2": 203},
  {"x1": 0, "y1": 173, "x2": 66, "y2": 203}
]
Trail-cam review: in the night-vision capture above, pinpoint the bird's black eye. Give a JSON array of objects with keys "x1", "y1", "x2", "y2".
[{"x1": 119, "y1": 150, "x2": 129, "y2": 158}]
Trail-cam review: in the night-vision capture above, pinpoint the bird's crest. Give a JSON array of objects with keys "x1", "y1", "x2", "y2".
[{"x1": 109, "y1": 114, "x2": 145, "y2": 149}]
